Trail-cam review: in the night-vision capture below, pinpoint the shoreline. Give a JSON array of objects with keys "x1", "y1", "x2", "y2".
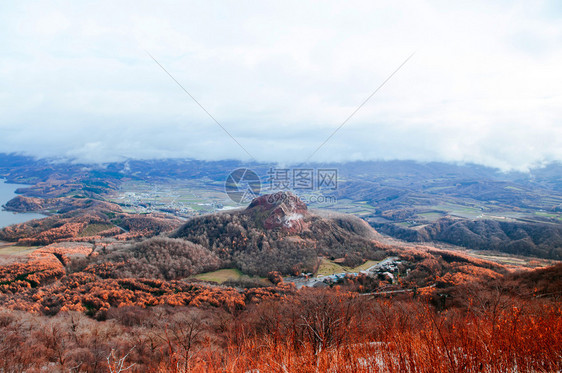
[{"x1": 0, "y1": 179, "x2": 46, "y2": 228}]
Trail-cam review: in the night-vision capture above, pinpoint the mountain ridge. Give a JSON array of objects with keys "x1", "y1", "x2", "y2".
[{"x1": 173, "y1": 191, "x2": 388, "y2": 275}]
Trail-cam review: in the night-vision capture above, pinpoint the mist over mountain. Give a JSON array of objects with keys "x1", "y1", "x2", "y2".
[{"x1": 2, "y1": 2, "x2": 562, "y2": 170}]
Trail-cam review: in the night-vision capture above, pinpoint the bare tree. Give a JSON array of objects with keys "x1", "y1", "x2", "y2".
[{"x1": 107, "y1": 346, "x2": 136, "y2": 373}]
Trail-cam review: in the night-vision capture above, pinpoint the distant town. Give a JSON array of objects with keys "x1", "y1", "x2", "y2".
[{"x1": 286, "y1": 257, "x2": 402, "y2": 289}]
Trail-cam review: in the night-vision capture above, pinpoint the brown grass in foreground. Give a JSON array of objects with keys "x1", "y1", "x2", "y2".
[{"x1": 1, "y1": 288, "x2": 561, "y2": 372}]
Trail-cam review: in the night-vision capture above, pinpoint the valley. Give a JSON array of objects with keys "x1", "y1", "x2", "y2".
[
  {"x1": 0, "y1": 154, "x2": 561, "y2": 372},
  {"x1": 3, "y1": 2, "x2": 562, "y2": 370}
]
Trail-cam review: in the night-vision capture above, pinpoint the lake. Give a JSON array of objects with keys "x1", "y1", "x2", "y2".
[{"x1": 0, "y1": 179, "x2": 45, "y2": 228}]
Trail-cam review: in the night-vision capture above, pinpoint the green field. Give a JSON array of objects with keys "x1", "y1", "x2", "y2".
[
  {"x1": 0, "y1": 244, "x2": 39, "y2": 256},
  {"x1": 316, "y1": 258, "x2": 380, "y2": 276},
  {"x1": 316, "y1": 259, "x2": 346, "y2": 276},
  {"x1": 350, "y1": 260, "x2": 380, "y2": 272},
  {"x1": 535, "y1": 211, "x2": 562, "y2": 221},
  {"x1": 78, "y1": 223, "x2": 114, "y2": 237},
  {"x1": 107, "y1": 179, "x2": 239, "y2": 216},
  {"x1": 418, "y1": 211, "x2": 445, "y2": 221},
  {"x1": 193, "y1": 268, "x2": 244, "y2": 283},
  {"x1": 193, "y1": 268, "x2": 268, "y2": 284},
  {"x1": 442, "y1": 247, "x2": 556, "y2": 268}
]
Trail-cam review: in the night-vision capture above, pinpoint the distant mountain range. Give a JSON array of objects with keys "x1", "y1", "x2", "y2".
[{"x1": 2, "y1": 153, "x2": 562, "y2": 260}]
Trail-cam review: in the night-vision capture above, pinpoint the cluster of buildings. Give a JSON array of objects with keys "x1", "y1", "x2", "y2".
[
  {"x1": 287, "y1": 257, "x2": 402, "y2": 289},
  {"x1": 118, "y1": 191, "x2": 224, "y2": 216}
]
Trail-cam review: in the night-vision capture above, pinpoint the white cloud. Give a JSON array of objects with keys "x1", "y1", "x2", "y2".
[{"x1": 0, "y1": 0, "x2": 561, "y2": 170}]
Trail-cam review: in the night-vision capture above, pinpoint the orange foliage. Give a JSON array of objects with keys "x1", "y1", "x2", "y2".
[
  {"x1": 29, "y1": 243, "x2": 93, "y2": 264},
  {"x1": 1, "y1": 268, "x2": 296, "y2": 318},
  {"x1": 3, "y1": 289, "x2": 560, "y2": 372},
  {"x1": 437, "y1": 263, "x2": 502, "y2": 286},
  {"x1": 1, "y1": 208, "x2": 182, "y2": 246}
]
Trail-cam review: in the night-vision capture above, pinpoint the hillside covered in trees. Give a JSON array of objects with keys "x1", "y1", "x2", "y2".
[
  {"x1": 173, "y1": 192, "x2": 388, "y2": 275},
  {"x1": 0, "y1": 258, "x2": 560, "y2": 372},
  {"x1": 0, "y1": 190, "x2": 561, "y2": 371},
  {"x1": 374, "y1": 217, "x2": 562, "y2": 259}
]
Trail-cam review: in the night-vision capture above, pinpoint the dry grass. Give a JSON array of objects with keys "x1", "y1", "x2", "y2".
[
  {"x1": 193, "y1": 268, "x2": 245, "y2": 283},
  {"x1": 0, "y1": 244, "x2": 38, "y2": 256},
  {"x1": 316, "y1": 258, "x2": 346, "y2": 276},
  {"x1": 317, "y1": 258, "x2": 380, "y2": 276}
]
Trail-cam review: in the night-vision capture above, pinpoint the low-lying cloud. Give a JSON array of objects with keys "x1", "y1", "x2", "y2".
[{"x1": 1, "y1": 1, "x2": 561, "y2": 171}]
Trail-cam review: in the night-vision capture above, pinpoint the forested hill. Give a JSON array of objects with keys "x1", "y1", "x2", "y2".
[
  {"x1": 173, "y1": 191, "x2": 388, "y2": 276},
  {"x1": 373, "y1": 218, "x2": 562, "y2": 260}
]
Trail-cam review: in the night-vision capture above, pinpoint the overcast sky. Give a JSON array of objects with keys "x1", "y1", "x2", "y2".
[{"x1": 1, "y1": 1, "x2": 561, "y2": 170}]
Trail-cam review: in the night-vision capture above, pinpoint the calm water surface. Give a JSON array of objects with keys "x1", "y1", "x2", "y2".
[{"x1": 0, "y1": 179, "x2": 45, "y2": 228}]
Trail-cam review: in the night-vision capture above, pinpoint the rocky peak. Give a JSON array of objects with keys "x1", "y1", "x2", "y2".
[{"x1": 246, "y1": 191, "x2": 308, "y2": 232}]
